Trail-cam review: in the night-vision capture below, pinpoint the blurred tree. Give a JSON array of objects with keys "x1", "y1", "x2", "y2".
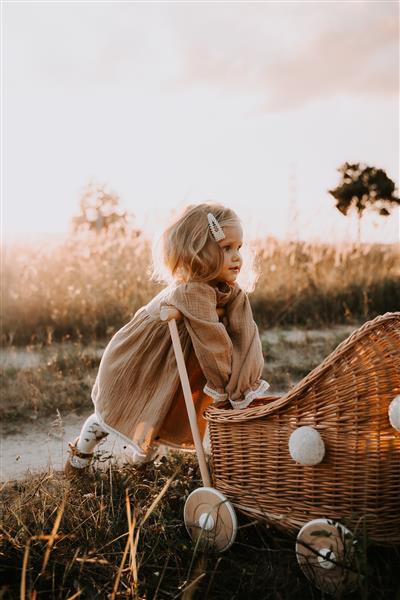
[
  {"x1": 328, "y1": 163, "x2": 399, "y2": 242},
  {"x1": 72, "y1": 183, "x2": 140, "y2": 237}
]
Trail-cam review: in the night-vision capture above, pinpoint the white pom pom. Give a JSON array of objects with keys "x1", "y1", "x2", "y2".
[
  {"x1": 388, "y1": 396, "x2": 400, "y2": 432},
  {"x1": 289, "y1": 426, "x2": 325, "y2": 466}
]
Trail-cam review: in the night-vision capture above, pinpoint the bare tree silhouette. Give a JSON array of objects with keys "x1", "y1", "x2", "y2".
[{"x1": 72, "y1": 183, "x2": 139, "y2": 237}]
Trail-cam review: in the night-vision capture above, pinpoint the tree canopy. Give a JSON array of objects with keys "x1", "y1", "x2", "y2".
[{"x1": 328, "y1": 162, "x2": 399, "y2": 219}]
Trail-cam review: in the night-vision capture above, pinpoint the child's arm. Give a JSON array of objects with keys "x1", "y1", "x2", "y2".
[
  {"x1": 165, "y1": 282, "x2": 269, "y2": 409},
  {"x1": 165, "y1": 282, "x2": 233, "y2": 404},
  {"x1": 224, "y1": 288, "x2": 270, "y2": 408}
]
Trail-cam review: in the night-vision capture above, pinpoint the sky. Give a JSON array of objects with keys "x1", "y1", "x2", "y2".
[{"x1": 2, "y1": 0, "x2": 399, "y2": 244}]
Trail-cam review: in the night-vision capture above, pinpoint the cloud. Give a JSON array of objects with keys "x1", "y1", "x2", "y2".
[
  {"x1": 166, "y1": 2, "x2": 398, "y2": 111},
  {"x1": 4, "y1": 2, "x2": 174, "y2": 91},
  {"x1": 5, "y1": 1, "x2": 398, "y2": 110}
]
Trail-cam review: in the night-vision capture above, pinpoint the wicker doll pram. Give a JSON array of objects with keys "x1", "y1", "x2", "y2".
[
  {"x1": 161, "y1": 308, "x2": 400, "y2": 594},
  {"x1": 205, "y1": 311, "x2": 400, "y2": 545}
]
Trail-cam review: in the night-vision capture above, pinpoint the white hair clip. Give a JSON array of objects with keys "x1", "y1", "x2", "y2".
[{"x1": 207, "y1": 213, "x2": 225, "y2": 242}]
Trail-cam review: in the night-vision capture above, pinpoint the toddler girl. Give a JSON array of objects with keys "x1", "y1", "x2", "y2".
[{"x1": 65, "y1": 203, "x2": 269, "y2": 477}]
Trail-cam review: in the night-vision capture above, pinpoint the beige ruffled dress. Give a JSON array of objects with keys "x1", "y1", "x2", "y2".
[{"x1": 92, "y1": 280, "x2": 269, "y2": 456}]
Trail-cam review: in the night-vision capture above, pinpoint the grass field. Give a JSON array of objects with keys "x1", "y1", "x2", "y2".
[
  {"x1": 1, "y1": 232, "x2": 399, "y2": 598},
  {"x1": 1, "y1": 322, "x2": 398, "y2": 597},
  {"x1": 1, "y1": 454, "x2": 399, "y2": 599},
  {"x1": 2, "y1": 232, "x2": 399, "y2": 346},
  {"x1": 0, "y1": 324, "x2": 357, "y2": 425}
]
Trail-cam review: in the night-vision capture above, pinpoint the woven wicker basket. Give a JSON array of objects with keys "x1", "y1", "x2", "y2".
[{"x1": 205, "y1": 312, "x2": 400, "y2": 544}]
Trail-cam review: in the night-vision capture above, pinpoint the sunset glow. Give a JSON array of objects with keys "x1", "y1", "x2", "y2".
[{"x1": 3, "y1": 1, "x2": 399, "y2": 243}]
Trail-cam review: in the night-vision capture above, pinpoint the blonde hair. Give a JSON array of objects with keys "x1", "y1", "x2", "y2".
[{"x1": 152, "y1": 202, "x2": 258, "y2": 292}]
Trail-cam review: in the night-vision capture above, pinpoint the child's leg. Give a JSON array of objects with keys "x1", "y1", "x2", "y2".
[{"x1": 68, "y1": 413, "x2": 108, "y2": 469}]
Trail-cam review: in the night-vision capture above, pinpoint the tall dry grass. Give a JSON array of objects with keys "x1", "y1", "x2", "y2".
[
  {"x1": 2, "y1": 232, "x2": 399, "y2": 346},
  {"x1": 2, "y1": 231, "x2": 159, "y2": 346},
  {"x1": 251, "y1": 238, "x2": 400, "y2": 327},
  {"x1": 2, "y1": 454, "x2": 398, "y2": 599}
]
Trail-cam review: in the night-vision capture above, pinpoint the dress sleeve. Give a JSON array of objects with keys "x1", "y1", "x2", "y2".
[
  {"x1": 224, "y1": 286, "x2": 270, "y2": 408},
  {"x1": 165, "y1": 282, "x2": 233, "y2": 403},
  {"x1": 165, "y1": 282, "x2": 269, "y2": 409}
]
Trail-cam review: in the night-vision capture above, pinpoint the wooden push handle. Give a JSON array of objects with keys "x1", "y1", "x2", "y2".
[
  {"x1": 159, "y1": 302, "x2": 225, "y2": 488},
  {"x1": 166, "y1": 317, "x2": 212, "y2": 488},
  {"x1": 160, "y1": 306, "x2": 225, "y2": 322}
]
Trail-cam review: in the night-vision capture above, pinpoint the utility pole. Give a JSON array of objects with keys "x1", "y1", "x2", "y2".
[{"x1": 286, "y1": 161, "x2": 299, "y2": 241}]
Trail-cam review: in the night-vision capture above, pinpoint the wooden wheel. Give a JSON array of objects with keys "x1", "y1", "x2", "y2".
[
  {"x1": 184, "y1": 487, "x2": 237, "y2": 552},
  {"x1": 296, "y1": 519, "x2": 360, "y2": 595}
]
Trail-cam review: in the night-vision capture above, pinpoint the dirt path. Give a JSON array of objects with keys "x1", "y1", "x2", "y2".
[{"x1": 1, "y1": 411, "x2": 138, "y2": 482}]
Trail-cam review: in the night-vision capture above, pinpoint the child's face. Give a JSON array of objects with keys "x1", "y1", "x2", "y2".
[{"x1": 215, "y1": 223, "x2": 243, "y2": 284}]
